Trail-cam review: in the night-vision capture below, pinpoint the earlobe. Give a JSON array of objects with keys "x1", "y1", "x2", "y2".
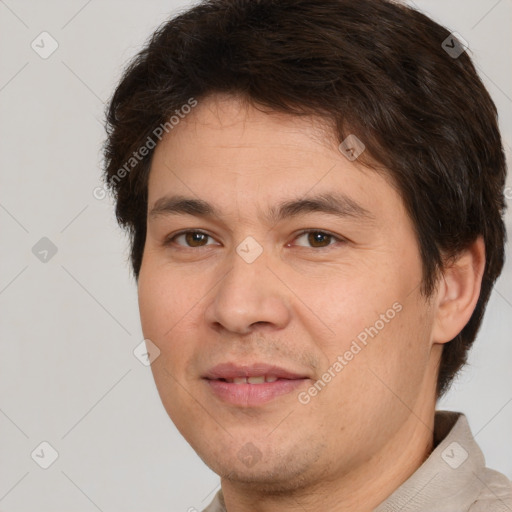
[{"x1": 431, "y1": 236, "x2": 486, "y2": 344}]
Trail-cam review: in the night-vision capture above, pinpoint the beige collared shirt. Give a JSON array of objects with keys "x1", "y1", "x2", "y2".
[{"x1": 202, "y1": 410, "x2": 512, "y2": 511}]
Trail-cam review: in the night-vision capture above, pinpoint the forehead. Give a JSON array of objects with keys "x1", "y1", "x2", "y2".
[
  {"x1": 147, "y1": 94, "x2": 402, "y2": 223},
  {"x1": 152, "y1": 94, "x2": 341, "y2": 170}
]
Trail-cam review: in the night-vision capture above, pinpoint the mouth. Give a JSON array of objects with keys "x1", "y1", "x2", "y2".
[
  {"x1": 202, "y1": 363, "x2": 310, "y2": 406},
  {"x1": 216, "y1": 375, "x2": 281, "y2": 384}
]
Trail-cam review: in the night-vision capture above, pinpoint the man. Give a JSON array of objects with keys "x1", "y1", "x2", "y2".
[{"x1": 102, "y1": 0, "x2": 511, "y2": 510}]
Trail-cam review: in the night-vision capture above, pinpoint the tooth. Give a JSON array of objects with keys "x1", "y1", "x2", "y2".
[
  {"x1": 233, "y1": 377, "x2": 247, "y2": 384},
  {"x1": 247, "y1": 376, "x2": 265, "y2": 384},
  {"x1": 265, "y1": 376, "x2": 278, "y2": 383}
]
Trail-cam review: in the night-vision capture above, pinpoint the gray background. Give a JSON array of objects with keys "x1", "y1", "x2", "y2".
[{"x1": 0, "y1": 1, "x2": 511, "y2": 510}]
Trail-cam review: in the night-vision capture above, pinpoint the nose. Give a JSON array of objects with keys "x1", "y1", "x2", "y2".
[{"x1": 203, "y1": 246, "x2": 292, "y2": 335}]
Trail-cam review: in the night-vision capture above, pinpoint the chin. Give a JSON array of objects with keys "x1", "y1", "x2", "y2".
[
  {"x1": 214, "y1": 462, "x2": 313, "y2": 494},
  {"x1": 195, "y1": 438, "x2": 326, "y2": 493}
]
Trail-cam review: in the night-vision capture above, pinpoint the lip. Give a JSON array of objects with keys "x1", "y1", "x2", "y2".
[
  {"x1": 203, "y1": 362, "x2": 308, "y2": 380},
  {"x1": 202, "y1": 362, "x2": 310, "y2": 406}
]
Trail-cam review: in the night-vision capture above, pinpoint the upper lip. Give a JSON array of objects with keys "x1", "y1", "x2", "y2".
[{"x1": 203, "y1": 362, "x2": 309, "y2": 380}]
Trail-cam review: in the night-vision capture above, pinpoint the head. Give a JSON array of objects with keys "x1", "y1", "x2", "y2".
[{"x1": 103, "y1": 0, "x2": 506, "y2": 491}]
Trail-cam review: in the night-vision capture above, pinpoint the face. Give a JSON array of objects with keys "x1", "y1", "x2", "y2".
[{"x1": 137, "y1": 94, "x2": 440, "y2": 490}]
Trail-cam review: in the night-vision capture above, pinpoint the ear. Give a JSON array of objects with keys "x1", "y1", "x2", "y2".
[{"x1": 431, "y1": 236, "x2": 486, "y2": 344}]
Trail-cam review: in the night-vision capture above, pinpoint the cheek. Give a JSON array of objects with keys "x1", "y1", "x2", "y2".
[
  {"x1": 304, "y1": 266, "x2": 431, "y2": 409},
  {"x1": 137, "y1": 265, "x2": 202, "y2": 429},
  {"x1": 354, "y1": 294, "x2": 435, "y2": 410},
  {"x1": 387, "y1": 293, "x2": 431, "y2": 378},
  {"x1": 296, "y1": 270, "x2": 403, "y2": 355},
  {"x1": 138, "y1": 271, "x2": 169, "y2": 339},
  {"x1": 297, "y1": 299, "x2": 433, "y2": 463},
  {"x1": 138, "y1": 260, "x2": 193, "y2": 334},
  {"x1": 137, "y1": 262, "x2": 199, "y2": 369}
]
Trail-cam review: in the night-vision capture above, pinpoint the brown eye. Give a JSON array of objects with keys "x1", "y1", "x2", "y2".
[
  {"x1": 293, "y1": 230, "x2": 342, "y2": 248},
  {"x1": 168, "y1": 231, "x2": 215, "y2": 248}
]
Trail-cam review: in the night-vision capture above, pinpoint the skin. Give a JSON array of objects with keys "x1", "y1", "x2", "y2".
[{"x1": 137, "y1": 93, "x2": 485, "y2": 512}]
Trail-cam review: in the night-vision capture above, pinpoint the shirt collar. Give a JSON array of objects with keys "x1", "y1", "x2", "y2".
[{"x1": 374, "y1": 410, "x2": 486, "y2": 511}]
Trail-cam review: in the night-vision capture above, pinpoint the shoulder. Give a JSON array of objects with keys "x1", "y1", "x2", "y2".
[{"x1": 468, "y1": 467, "x2": 512, "y2": 512}]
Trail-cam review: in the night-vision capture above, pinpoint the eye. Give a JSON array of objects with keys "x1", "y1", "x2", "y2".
[
  {"x1": 292, "y1": 230, "x2": 344, "y2": 249},
  {"x1": 164, "y1": 229, "x2": 345, "y2": 250},
  {"x1": 166, "y1": 230, "x2": 218, "y2": 248}
]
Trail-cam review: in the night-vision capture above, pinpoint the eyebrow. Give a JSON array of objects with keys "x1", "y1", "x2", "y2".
[{"x1": 149, "y1": 192, "x2": 375, "y2": 224}]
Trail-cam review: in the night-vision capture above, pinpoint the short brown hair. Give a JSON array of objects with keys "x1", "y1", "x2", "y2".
[{"x1": 102, "y1": 0, "x2": 507, "y2": 397}]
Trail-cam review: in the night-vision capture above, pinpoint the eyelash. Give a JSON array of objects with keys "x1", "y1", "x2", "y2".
[{"x1": 164, "y1": 229, "x2": 346, "y2": 250}]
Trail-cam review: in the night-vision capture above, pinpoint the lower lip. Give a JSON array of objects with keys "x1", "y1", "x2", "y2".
[{"x1": 205, "y1": 378, "x2": 307, "y2": 406}]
